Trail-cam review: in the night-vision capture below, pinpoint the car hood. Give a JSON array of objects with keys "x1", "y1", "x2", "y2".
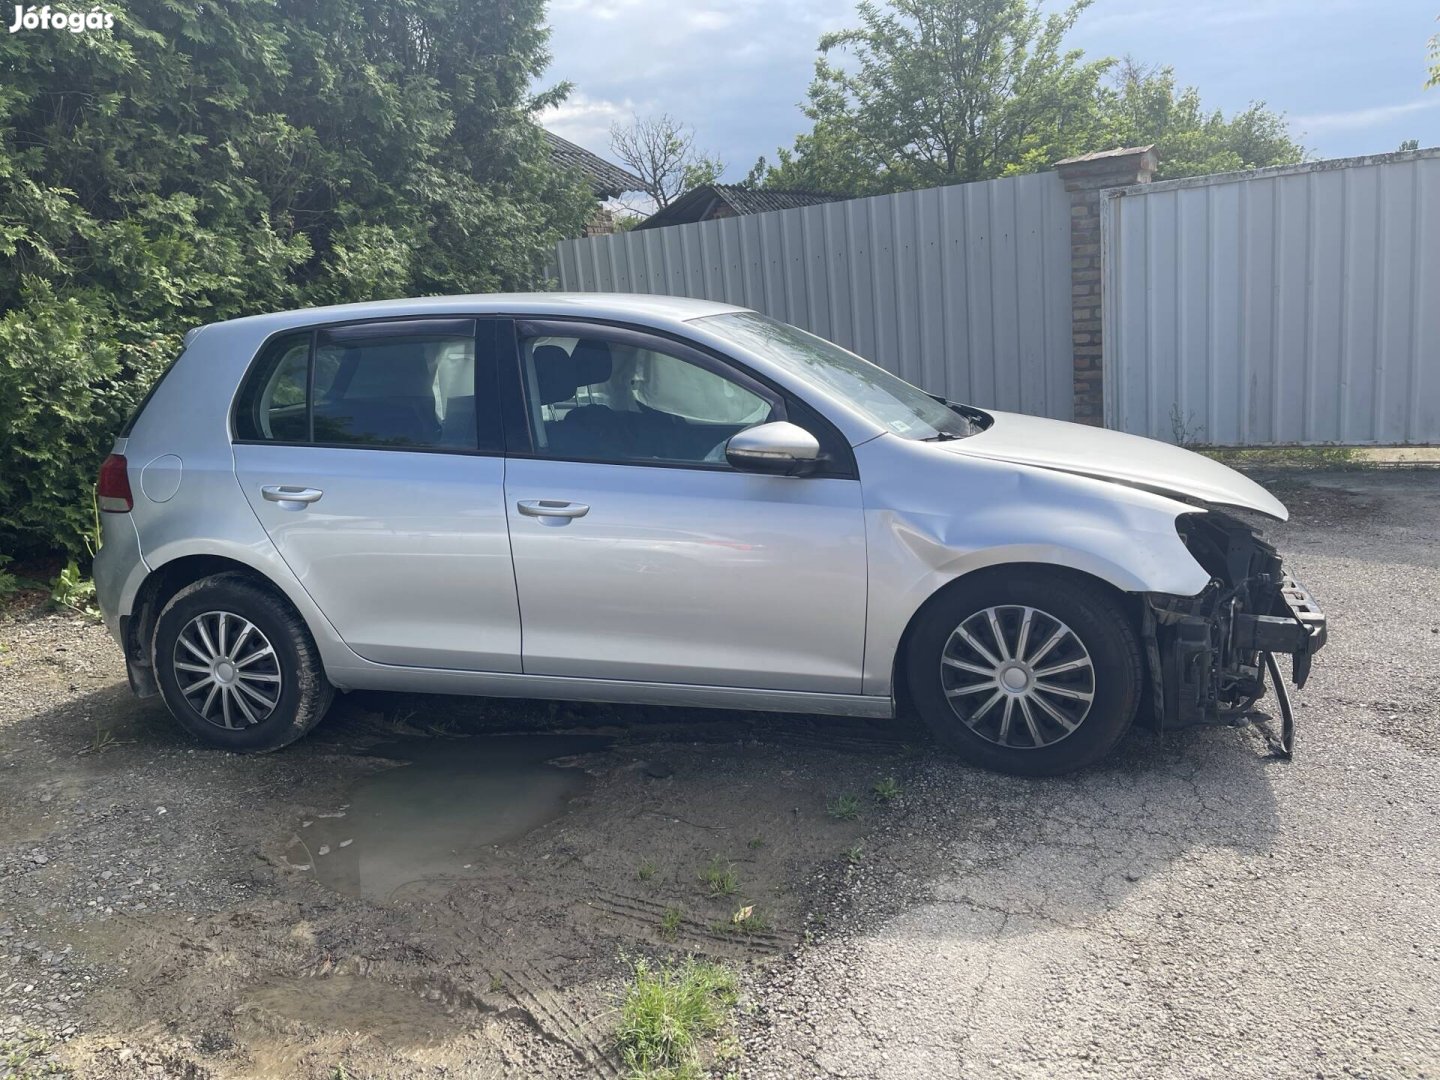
[{"x1": 940, "y1": 410, "x2": 1289, "y2": 521}]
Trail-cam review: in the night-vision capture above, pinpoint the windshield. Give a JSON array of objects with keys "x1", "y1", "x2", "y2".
[{"x1": 694, "y1": 311, "x2": 981, "y2": 441}]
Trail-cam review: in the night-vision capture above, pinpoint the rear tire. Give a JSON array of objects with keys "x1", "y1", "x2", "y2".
[
  {"x1": 152, "y1": 572, "x2": 334, "y2": 752},
  {"x1": 904, "y1": 570, "x2": 1143, "y2": 776}
]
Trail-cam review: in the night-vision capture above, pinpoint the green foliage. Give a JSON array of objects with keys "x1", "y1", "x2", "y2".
[
  {"x1": 826, "y1": 793, "x2": 861, "y2": 820},
  {"x1": 615, "y1": 957, "x2": 738, "y2": 1079},
  {"x1": 658, "y1": 906, "x2": 684, "y2": 940},
  {"x1": 0, "y1": 0, "x2": 592, "y2": 559},
  {"x1": 762, "y1": 0, "x2": 1303, "y2": 195},
  {"x1": 699, "y1": 857, "x2": 739, "y2": 898},
  {"x1": 50, "y1": 560, "x2": 98, "y2": 618},
  {"x1": 871, "y1": 775, "x2": 901, "y2": 802},
  {"x1": 765, "y1": 0, "x2": 1112, "y2": 194},
  {"x1": 0, "y1": 555, "x2": 19, "y2": 600},
  {"x1": 1429, "y1": 18, "x2": 1440, "y2": 88},
  {"x1": 1099, "y1": 60, "x2": 1304, "y2": 181}
]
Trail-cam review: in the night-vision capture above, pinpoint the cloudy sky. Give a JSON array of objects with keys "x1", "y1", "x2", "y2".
[{"x1": 541, "y1": 0, "x2": 1440, "y2": 182}]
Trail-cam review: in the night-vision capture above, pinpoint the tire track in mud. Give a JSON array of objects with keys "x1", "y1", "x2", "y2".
[{"x1": 587, "y1": 888, "x2": 791, "y2": 958}]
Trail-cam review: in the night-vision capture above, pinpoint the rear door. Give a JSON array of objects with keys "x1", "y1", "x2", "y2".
[
  {"x1": 500, "y1": 319, "x2": 869, "y2": 693},
  {"x1": 232, "y1": 317, "x2": 521, "y2": 672}
]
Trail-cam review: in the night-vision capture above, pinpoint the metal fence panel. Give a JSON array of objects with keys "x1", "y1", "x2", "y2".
[
  {"x1": 553, "y1": 173, "x2": 1074, "y2": 420},
  {"x1": 1104, "y1": 150, "x2": 1440, "y2": 445}
]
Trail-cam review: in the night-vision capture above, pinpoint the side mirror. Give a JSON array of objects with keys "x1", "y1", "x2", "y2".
[{"x1": 725, "y1": 421, "x2": 822, "y2": 477}]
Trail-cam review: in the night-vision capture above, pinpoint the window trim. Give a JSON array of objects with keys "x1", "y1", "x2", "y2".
[
  {"x1": 230, "y1": 315, "x2": 506, "y2": 456},
  {"x1": 502, "y1": 317, "x2": 858, "y2": 479}
]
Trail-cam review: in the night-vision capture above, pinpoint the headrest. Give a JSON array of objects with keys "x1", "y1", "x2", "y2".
[
  {"x1": 533, "y1": 340, "x2": 614, "y2": 405},
  {"x1": 534, "y1": 344, "x2": 577, "y2": 405},
  {"x1": 570, "y1": 339, "x2": 614, "y2": 386}
]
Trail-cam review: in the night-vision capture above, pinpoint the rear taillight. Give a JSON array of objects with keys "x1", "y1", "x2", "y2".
[{"x1": 97, "y1": 454, "x2": 133, "y2": 513}]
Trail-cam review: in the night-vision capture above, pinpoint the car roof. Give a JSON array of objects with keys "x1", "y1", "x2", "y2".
[{"x1": 204, "y1": 293, "x2": 749, "y2": 336}]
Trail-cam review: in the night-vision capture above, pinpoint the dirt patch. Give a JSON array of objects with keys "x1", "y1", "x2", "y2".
[{"x1": 0, "y1": 609, "x2": 907, "y2": 1078}]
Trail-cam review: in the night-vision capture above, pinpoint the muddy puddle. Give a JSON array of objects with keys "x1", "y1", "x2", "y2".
[
  {"x1": 285, "y1": 733, "x2": 608, "y2": 902},
  {"x1": 241, "y1": 975, "x2": 463, "y2": 1047}
]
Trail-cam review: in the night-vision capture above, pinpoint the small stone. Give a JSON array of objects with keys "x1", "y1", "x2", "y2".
[{"x1": 317, "y1": 846, "x2": 331, "y2": 856}]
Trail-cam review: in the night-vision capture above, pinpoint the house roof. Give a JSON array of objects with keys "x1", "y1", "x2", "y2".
[
  {"x1": 633, "y1": 184, "x2": 843, "y2": 230},
  {"x1": 544, "y1": 131, "x2": 644, "y2": 199}
]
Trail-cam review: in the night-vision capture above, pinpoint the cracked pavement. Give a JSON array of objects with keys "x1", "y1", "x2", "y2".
[{"x1": 743, "y1": 470, "x2": 1440, "y2": 1079}]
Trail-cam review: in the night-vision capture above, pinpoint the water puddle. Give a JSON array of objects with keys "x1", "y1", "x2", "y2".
[{"x1": 286, "y1": 733, "x2": 607, "y2": 902}]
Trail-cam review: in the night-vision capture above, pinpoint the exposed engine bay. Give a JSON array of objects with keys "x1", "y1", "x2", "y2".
[{"x1": 1143, "y1": 509, "x2": 1327, "y2": 755}]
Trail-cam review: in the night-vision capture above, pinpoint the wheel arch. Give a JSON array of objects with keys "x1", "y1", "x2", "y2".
[
  {"x1": 122, "y1": 551, "x2": 335, "y2": 695},
  {"x1": 888, "y1": 562, "x2": 1144, "y2": 720}
]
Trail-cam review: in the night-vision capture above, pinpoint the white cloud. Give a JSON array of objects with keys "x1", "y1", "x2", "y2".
[
  {"x1": 543, "y1": 93, "x2": 638, "y2": 155},
  {"x1": 1295, "y1": 96, "x2": 1440, "y2": 133}
]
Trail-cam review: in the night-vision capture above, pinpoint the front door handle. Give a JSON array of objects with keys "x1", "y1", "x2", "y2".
[
  {"x1": 261, "y1": 485, "x2": 325, "y2": 509},
  {"x1": 516, "y1": 499, "x2": 590, "y2": 522}
]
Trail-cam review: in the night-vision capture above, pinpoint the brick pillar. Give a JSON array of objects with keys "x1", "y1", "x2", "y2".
[{"x1": 1053, "y1": 146, "x2": 1158, "y2": 426}]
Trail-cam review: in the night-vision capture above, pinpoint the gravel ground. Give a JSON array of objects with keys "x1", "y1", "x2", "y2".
[
  {"x1": 1, "y1": 468, "x2": 1435, "y2": 1078},
  {"x1": 740, "y1": 469, "x2": 1440, "y2": 1079}
]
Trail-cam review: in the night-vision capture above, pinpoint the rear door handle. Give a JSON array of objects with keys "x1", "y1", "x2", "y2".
[
  {"x1": 516, "y1": 499, "x2": 589, "y2": 521},
  {"x1": 261, "y1": 485, "x2": 324, "y2": 508}
]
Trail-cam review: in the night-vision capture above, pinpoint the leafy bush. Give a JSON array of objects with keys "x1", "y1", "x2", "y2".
[{"x1": 0, "y1": 0, "x2": 593, "y2": 561}]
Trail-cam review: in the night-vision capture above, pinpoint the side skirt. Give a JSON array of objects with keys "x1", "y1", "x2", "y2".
[{"x1": 327, "y1": 664, "x2": 896, "y2": 719}]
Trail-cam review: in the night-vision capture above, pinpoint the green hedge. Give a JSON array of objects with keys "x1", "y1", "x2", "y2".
[{"x1": 0, "y1": 0, "x2": 591, "y2": 560}]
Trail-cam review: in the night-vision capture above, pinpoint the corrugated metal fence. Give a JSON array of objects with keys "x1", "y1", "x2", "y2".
[
  {"x1": 553, "y1": 174, "x2": 1075, "y2": 420},
  {"x1": 1104, "y1": 150, "x2": 1440, "y2": 445}
]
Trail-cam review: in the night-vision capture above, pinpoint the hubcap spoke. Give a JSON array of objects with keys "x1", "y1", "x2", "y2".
[
  {"x1": 1018, "y1": 697, "x2": 1044, "y2": 745},
  {"x1": 1014, "y1": 608, "x2": 1034, "y2": 666},
  {"x1": 181, "y1": 675, "x2": 214, "y2": 696},
  {"x1": 942, "y1": 656, "x2": 996, "y2": 678},
  {"x1": 998, "y1": 698, "x2": 1015, "y2": 743},
  {"x1": 1034, "y1": 657, "x2": 1091, "y2": 678},
  {"x1": 1035, "y1": 682, "x2": 1093, "y2": 702},
  {"x1": 1029, "y1": 691, "x2": 1079, "y2": 733},
  {"x1": 985, "y1": 608, "x2": 1010, "y2": 661},
  {"x1": 954, "y1": 625, "x2": 1002, "y2": 668},
  {"x1": 178, "y1": 634, "x2": 211, "y2": 664},
  {"x1": 1026, "y1": 625, "x2": 1069, "y2": 667},
  {"x1": 946, "y1": 680, "x2": 999, "y2": 698}
]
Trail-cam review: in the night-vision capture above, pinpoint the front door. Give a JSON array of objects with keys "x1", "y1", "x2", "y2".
[
  {"x1": 232, "y1": 317, "x2": 521, "y2": 672},
  {"x1": 501, "y1": 320, "x2": 868, "y2": 693}
]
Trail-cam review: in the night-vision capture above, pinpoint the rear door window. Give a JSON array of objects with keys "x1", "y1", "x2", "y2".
[{"x1": 233, "y1": 318, "x2": 503, "y2": 452}]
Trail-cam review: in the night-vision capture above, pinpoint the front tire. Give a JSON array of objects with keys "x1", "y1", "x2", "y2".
[
  {"x1": 152, "y1": 572, "x2": 334, "y2": 752},
  {"x1": 905, "y1": 570, "x2": 1143, "y2": 776}
]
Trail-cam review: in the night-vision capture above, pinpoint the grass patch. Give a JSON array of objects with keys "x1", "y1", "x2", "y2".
[
  {"x1": 699, "y1": 857, "x2": 738, "y2": 898},
  {"x1": 638, "y1": 859, "x2": 658, "y2": 883},
  {"x1": 659, "y1": 906, "x2": 684, "y2": 941},
  {"x1": 871, "y1": 776, "x2": 901, "y2": 802},
  {"x1": 711, "y1": 904, "x2": 770, "y2": 936},
  {"x1": 615, "y1": 957, "x2": 738, "y2": 1079},
  {"x1": 844, "y1": 843, "x2": 864, "y2": 865},
  {"x1": 746, "y1": 835, "x2": 765, "y2": 850},
  {"x1": 826, "y1": 793, "x2": 861, "y2": 821},
  {"x1": 1199, "y1": 445, "x2": 1361, "y2": 470},
  {"x1": 1, "y1": 1032, "x2": 67, "y2": 1077}
]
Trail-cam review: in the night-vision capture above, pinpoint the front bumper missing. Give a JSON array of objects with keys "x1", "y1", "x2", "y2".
[{"x1": 1142, "y1": 573, "x2": 1327, "y2": 758}]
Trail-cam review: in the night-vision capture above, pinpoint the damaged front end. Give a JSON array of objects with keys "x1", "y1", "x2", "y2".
[{"x1": 1142, "y1": 510, "x2": 1327, "y2": 755}]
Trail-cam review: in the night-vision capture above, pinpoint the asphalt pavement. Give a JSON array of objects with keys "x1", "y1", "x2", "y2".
[{"x1": 743, "y1": 470, "x2": 1440, "y2": 1080}]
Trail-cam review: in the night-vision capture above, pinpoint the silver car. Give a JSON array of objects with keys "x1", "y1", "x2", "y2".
[{"x1": 93, "y1": 294, "x2": 1326, "y2": 774}]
